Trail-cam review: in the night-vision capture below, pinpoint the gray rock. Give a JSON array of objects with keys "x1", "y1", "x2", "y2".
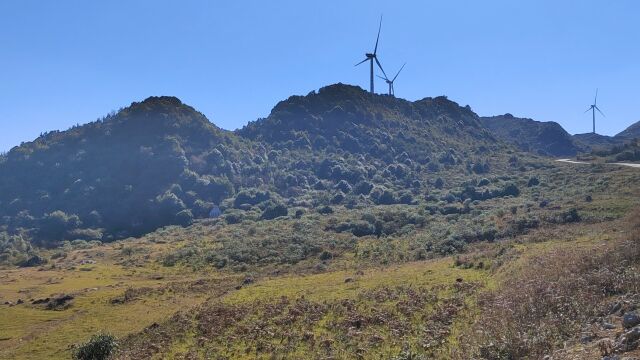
[
  {"x1": 610, "y1": 302, "x2": 623, "y2": 315},
  {"x1": 615, "y1": 327, "x2": 640, "y2": 352},
  {"x1": 603, "y1": 322, "x2": 617, "y2": 330},
  {"x1": 626, "y1": 326, "x2": 640, "y2": 343},
  {"x1": 581, "y1": 333, "x2": 596, "y2": 344},
  {"x1": 623, "y1": 312, "x2": 640, "y2": 329}
]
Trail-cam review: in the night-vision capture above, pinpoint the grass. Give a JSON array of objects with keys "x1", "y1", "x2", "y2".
[
  {"x1": 0, "y1": 257, "x2": 210, "y2": 360},
  {"x1": 223, "y1": 257, "x2": 489, "y2": 304},
  {"x1": 0, "y1": 163, "x2": 638, "y2": 359}
]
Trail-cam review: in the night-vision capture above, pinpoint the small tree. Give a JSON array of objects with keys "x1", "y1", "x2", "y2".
[
  {"x1": 73, "y1": 333, "x2": 117, "y2": 360},
  {"x1": 261, "y1": 201, "x2": 288, "y2": 220}
]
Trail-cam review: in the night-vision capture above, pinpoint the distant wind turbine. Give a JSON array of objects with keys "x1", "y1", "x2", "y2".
[
  {"x1": 584, "y1": 89, "x2": 605, "y2": 134},
  {"x1": 355, "y1": 15, "x2": 387, "y2": 93},
  {"x1": 377, "y1": 63, "x2": 406, "y2": 96}
]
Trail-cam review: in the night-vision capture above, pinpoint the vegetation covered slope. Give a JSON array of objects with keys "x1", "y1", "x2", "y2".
[
  {"x1": 1, "y1": 162, "x2": 638, "y2": 360},
  {"x1": 615, "y1": 119, "x2": 640, "y2": 140},
  {"x1": 239, "y1": 83, "x2": 500, "y2": 161},
  {"x1": 480, "y1": 113, "x2": 578, "y2": 156},
  {"x1": 573, "y1": 132, "x2": 621, "y2": 151},
  {"x1": 1, "y1": 84, "x2": 520, "y2": 259},
  {"x1": 0, "y1": 96, "x2": 253, "y2": 247}
]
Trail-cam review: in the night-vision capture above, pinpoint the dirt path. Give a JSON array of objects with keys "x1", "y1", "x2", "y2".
[{"x1": 556, "y1": 159, "x2": 640, "y2": 168}]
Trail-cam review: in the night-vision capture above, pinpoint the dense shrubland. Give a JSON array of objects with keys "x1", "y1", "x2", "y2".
[
  {"x1": 0, "y1": 84, "x2": 525, "y2": 263},
  {"x1": 591, "y1": 138, "x2": 640, "y2": 162}
]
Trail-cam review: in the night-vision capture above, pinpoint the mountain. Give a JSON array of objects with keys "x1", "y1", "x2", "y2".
[
  {"x1": 480, "y1": 114, "x2": 578, "y2": 156},
  {"x1": 0, "y1": 84, "x2": 520, "y2": 248},
  {"x1": 0, "y1": 96, "x2": 251, "y2": 244},
  {"x1": 615, "y1": 120, "x2": 640, "y2": 140},
  {"x1": 238, "y1": 83, "x2": 500, "y2": 160}
]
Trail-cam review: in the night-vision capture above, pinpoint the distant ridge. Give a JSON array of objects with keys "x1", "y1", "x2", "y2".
[
  {"x1": 480, "y1": 114, "x2": 578, "y2": 156},
  {"x1": 572, "y1": 132, "x2": 620, "y2": 150},
  {"x1": 615, "y1": 120, "x2": 640, "y2": 140}
]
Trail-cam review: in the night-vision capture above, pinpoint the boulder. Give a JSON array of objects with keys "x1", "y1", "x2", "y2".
[{"x1": 623, "y1": 312, "x2": 640, "y2": 329}]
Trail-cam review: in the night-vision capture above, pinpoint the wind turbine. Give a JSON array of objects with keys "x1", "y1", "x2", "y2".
[
  {"x1": 377, "y1": 63, "x2": 406, "y2": 96},
  {"x1": 355, "y1": 16, "x2": 387, "y2": 93},
  {"x1": 584, "y1": 89, "x2": 605, "y2": 134}
]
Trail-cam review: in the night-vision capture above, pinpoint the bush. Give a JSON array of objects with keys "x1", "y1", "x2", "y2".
[
  {"x1": 353, "y1": 180, "x2": 374, "y2": 195},
  {"x1": 223, "y1": 209, "x2": 245, "y2": 224},
  {"x1": 175, "y1": 209, "x2": 194, "y2": 226},
  {"x1": 501, "y1": 183, "x2": 520, "y2": 197},
  {"x1": 318, "y1": 205, "x2": 334, "y2": 214},
  {"x1": 370, "y1": 187, "x2": 396, "y2": 205},
  {"x1": 331, "y1": 192, "x2": 345, "y2": 204},
  {"x1": 234, "y1": 189, "x2": 270, "y2": 208},
  {"x1": 334, "y1": 180, "x2": 352, "y2": 193},
  {"x1": 261, "y1": 201, "x2": 288, "y2": 220},
  {"x1": 73, "y1": 333, "x2": 117, "y2": 360},
  {"x1": 477, "y1": 178, "x2": 490, "y2": 186}
]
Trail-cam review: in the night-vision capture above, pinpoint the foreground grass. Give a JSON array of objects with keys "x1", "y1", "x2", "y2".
[{"x1": 0, "y1": 260, "x2": 214, "y2": 360}]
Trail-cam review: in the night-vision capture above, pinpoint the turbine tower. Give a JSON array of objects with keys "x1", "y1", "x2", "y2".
[
  {"x1": 355, "y1": 16, "x2": 387, "y2": 93},
  {"x1": 377, "y1": 63, "x2": 406, "y2": 96},
  {"x1": 584, "y1": 89, "x2": 605, "y2": 134}
]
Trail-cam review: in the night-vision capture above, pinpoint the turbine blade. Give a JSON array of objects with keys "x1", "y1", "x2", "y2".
[
  {"x1": 374, "y1": 15, "x2": 382, "y2": 54},
  {"x1": 392, "y1": 63, "x2": 406, "y2": 82},
  {"x1": 584, "y1": 107, "x2": 592, "y2": 113},
  {"x1": 595, "y1": 106, "x2": 605, "y2": 117},
  {"x1": 594, "y1": 88, "x2": 598, "y2": 105},
  {"x1": 354, "y1": 58, "x2": 368, "y2": 66},
  {"x1": 376, "y1": 75, "x2": 388, "y2": 81},
  {"x1": 374, "y1": 57, "x2": 387, "y2": 78}
]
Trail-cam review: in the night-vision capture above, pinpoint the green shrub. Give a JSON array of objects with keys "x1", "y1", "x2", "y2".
[
  {"x1": 73, "y1": 333, "x2": 117, "y2": 360},
  {"x1": 175, "y1": 209, "x2": 194, "y2": 226},
  {"x1": 318, "y1": 205, "x2": 334, "y2": 214},
  {"x1": 261, "y1": 201, "x2": 288, "y2": 220},
  {"x1": 527, "y1": 176, "x2": 540, "y2": 187}
]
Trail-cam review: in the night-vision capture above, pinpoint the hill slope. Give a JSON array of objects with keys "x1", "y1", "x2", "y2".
[
  {"x1": 615, "y1": 120, "x2": 640, "y2": 140},
  {"x1": 238, "y1": 83, "x2": 501, "y2": 160},
  {"x1": 0, "y1": 96, "x2": 252, "y2": 244},
  {"x1": 572, "y1": 132, "x2": 620, "y2": 151},
  {"x1": 480, "y1": 114, "x2": 578, "y2": 156},
  {"x1": 1, "y1": 84, "x2": 525, "y2": 251}
]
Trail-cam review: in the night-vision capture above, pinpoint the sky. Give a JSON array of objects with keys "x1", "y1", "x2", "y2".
[{"x1": 1, "y1": 0, "x2": 639, "y2": 152}]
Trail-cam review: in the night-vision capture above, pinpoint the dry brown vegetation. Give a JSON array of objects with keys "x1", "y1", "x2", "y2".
[{"x1": 457, "y1": 210, "x2": 640, "y2": 359}]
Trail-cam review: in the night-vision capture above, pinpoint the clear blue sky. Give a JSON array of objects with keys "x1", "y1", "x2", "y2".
[{"x1": 1, "y1": 0, "x2": 639, "y2": 152}]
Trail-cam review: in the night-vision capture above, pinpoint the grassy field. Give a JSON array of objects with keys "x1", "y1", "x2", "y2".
[{"x1": 1, "y1": 163, "x2": 639, "y2": 359}]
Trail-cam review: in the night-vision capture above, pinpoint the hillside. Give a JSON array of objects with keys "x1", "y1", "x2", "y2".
[
  {"x1": 572, "y1": 132, "x2": 621, "y2": 151},
  {"x1": 239, "y1": 83, "x2": 501, "y2": 159},
  {"x1": 1, "y1": 84, "x2": 522, "y2": 253},
  {"x1": 616, "y1": 120, "x2": 640, "y2": 140},
  {"x1": 0, "y1": 96, "x2": 253, "y2": 245},
  {"x1": 2, "y1": 155, "x2": 639, "y2": 360},
  {"x1": 480, "y1": 114, "x2": 578, "y2": 156}
]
